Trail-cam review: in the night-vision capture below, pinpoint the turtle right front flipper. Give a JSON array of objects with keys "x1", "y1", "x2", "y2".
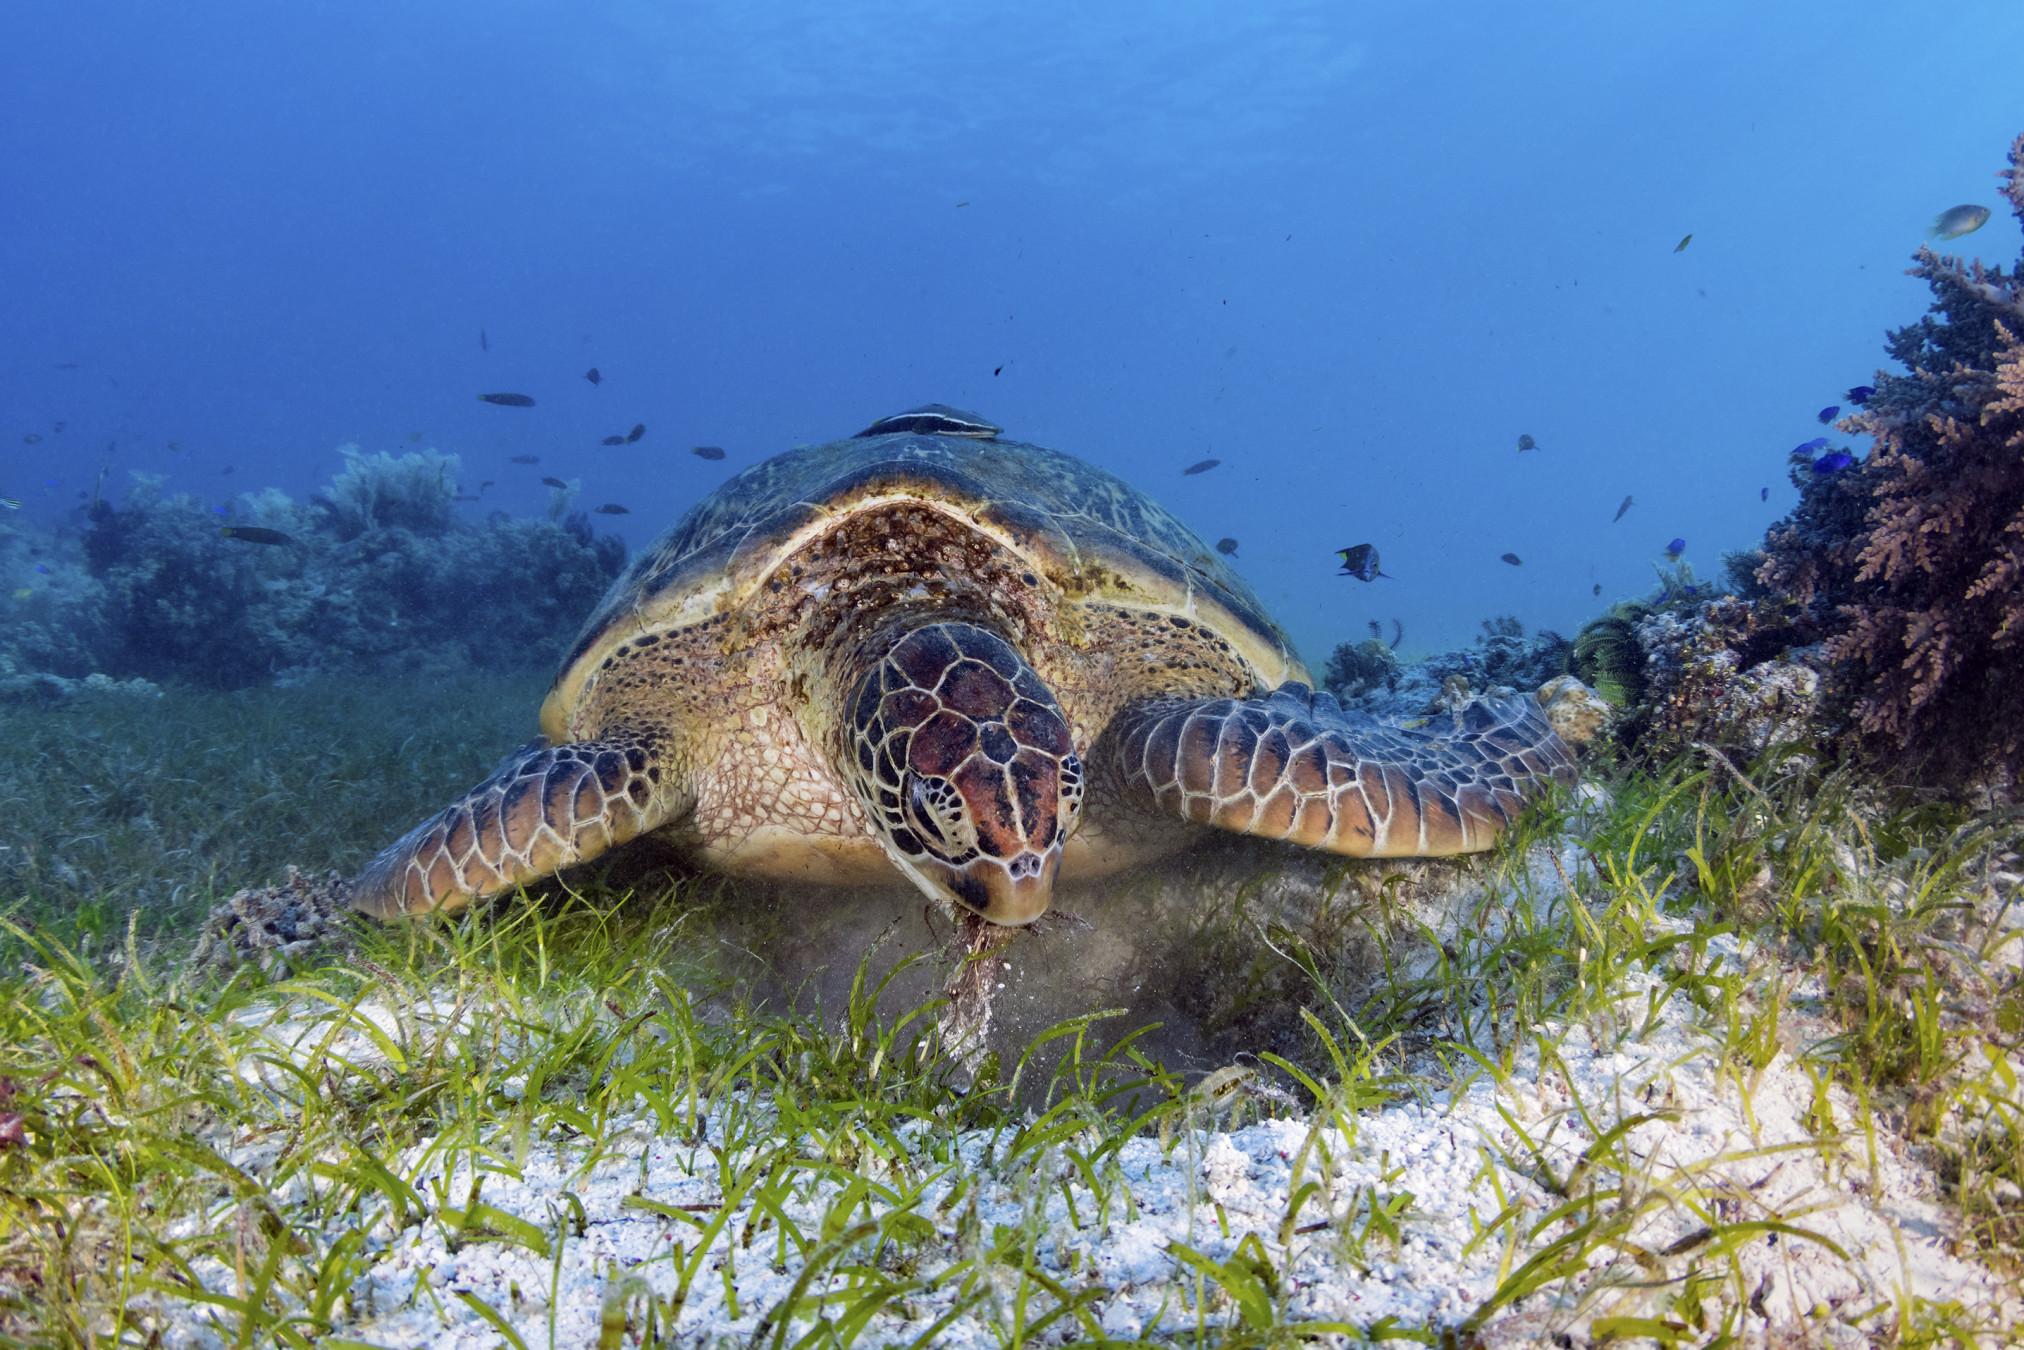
[{"x1": 350, "y1": 733, "x2": 679, "y2": 918}]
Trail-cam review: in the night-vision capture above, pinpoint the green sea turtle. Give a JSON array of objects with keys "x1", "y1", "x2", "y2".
[{"x1": 351, "y1": 406, "x2": 1576, "y2": 928}]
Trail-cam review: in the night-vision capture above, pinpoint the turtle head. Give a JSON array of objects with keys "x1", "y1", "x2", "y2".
[{"x1": 841, "y1": 622, "x2": 1083, "y2": 925}]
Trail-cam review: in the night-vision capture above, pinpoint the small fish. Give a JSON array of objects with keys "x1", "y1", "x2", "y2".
[
  {"x1": 1516, "y1": 433, "x2": 1538, "y2": 452},
  {"x1": 1816, "y1": 405, "x2": 1839, "y2": 423},
  {"x1": 219, "y1": 525, "x2": 294, "y2": 546},
  {"x1": 626, "y1": 423, "x2": 646, "y2": 443},
  {"x1": 220, "y1": 465, "x2": 234, "y2": 475},
  {"x1": 408, "y1": 431, "x2": 424, "y2": 442},
  {"x1": 1500, "y1": 552, "x2": 1523, "y2": 566},
  {"x1": 1612, "y1": 495, "x2": 1634, "y2": 523},
  {"x1": 51, "y1": 421, "x2": 64, "y2": 434},
  {"x1": 11, "y1": 588, "x2": 30, "y2": 601},
  {"x1": 510, "y1": 454, "x2": 540, "y2": 464},
  {"x1": 21, "y1": 434, "x2": 41, "y2": 445},
  {"x1": 1674, "y1": 233, "x2": 1692, "y2": 253},
  {"x1": 1592, "y1": 582, "x2": 1602, "y2": 597},
  {"x1": 478, "y1": 392, "x2": 536, "y2": 407},
  {"x1": 453, "y1": 492, "x2": 482, "y2": 502},
  {"x1": 478, "y1": 479, "x2": 495, "y2": 491},
  {"x1": 691, "y1": 445, "x2": 727, "y2": 461},
  {"x1": 1664, "y1": 537, "x2": 1686, "y2": 558},
  {"x1": 0, "y1": 498, "x2": 19, "y2": 510},
  {"x1": 1794, "y1": 437, "x2": 1831, "y2": 454},
  {"x1": 1930, "y1": 204, "x2": 1990, "y2": 240},
  {"x1": 1182, "y1": 458, "x2": 1220, "y2": 475},
  {"x1": 34, "y1": 562, "x2": 50, "y2": 572},
  {"x1": 584, "y1": 367, "x2": 602, "y2": 385},
  {"x1": 1215, "y1": 537, "x2": 1238, "y2": 556},
  {"x1": 54, "y1": 361, "x2": 79, "y2": 370},
  {"x1": 1845, "y1": 384, "x2": 1875, "y2": 405},
  {"x1": 479, "y1": 328, "x2": 489, "y2": 352},
  {"x1": 541, "y1": 476, "x2": 569, "y2": 489},
  {"x1": 1336, "y1": 543, "x2": 1388, "y2": 581},
  {"x1": 1760, "y1": 486, "x2": 1769, "y2": 501},
  {"x1": 600, "y1": 435, "x2": 627, "y2": 446},
  {"x1": 1812, "y1": 451, "x2": 1855, "y2": 474},
  {"x1": 1367, "y1": 620, "x2": 1382, "y2": 639},
  {"x1": 593, "y1": 503, "x2": 631, "y2": 515}
]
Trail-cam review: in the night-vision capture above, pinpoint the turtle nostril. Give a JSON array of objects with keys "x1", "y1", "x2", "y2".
[{"x1": 1006, "y1": 851, "x2": 1045, "y2": 880}]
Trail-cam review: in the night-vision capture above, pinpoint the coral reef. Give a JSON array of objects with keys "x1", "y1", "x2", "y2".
[
  {"x1": 1318, "y1": 637, "x2": 1399, "y2": 702},
  {"x1": 1757, "y1": 134, "x2": 2024, "y2": 785},
  {"x1": 1328, "y1": 616, "x2": 1571, "y2": 718},
  {"x1": 1628, "y1": 600, "x2": 1822, "y2": 761},
  {"x1": 1, "y1": 446, "x2": 625, "y2": 690}
]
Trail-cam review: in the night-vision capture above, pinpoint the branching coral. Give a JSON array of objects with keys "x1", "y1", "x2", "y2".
[
  {"x1": 1757, "y1": 133, "x2": 2024, "y2": 785},
  {"x1": 316, "y1": 444, "x2": 458, "y2": 539},
  {"x1": 1319, "y1": 638, "x2": 1399, "y2": 701}
]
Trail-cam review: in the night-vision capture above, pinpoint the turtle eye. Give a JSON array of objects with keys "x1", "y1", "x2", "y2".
[
  {"x1": 903, "y1": 772, "x2": 968, "y2": 852},
  {"x1": 1059, "y1": 753, "x2": 1085, "y2": 811}
]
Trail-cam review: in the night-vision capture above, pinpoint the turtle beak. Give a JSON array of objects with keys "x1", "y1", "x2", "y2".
[{"x1": 944, "y1": 844, "x2": 1062, "y2": 926}]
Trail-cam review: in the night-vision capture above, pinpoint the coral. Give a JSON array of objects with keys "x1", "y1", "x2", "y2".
[
  {"x1": 1331, "y1": 618, "x2": 1573, "y2": 719},
  {"x1": 82, "y1": 480, "x2": 296, "y2": 684},
  {"x1": 0, "y1": 653, "x2": 162, "y2": 704},
  {"x1": 315, "y1": 444, "x2": 458, "y2": 539},
  {"x1": 0, "y1": 521, "x2": 104, "y2": 676},
  {"x1": 1633, "y1": 601, "x2": 1823, "y2": 761},
  {"x1": 1319, "y1": 638, "x2": 1399, "y2": 701},
  {"x1": 1447, "y1": 616, "x2": 1571, "y2": 692},
  {"x1": 1757, "y1": 133, "x2": 2024, "y2": 785},
  {"x1": 54, "y1": 446, "x2": 626, "y2": 688}
]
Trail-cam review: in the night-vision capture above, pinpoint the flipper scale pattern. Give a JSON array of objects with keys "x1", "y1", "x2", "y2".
[
  {"x1": 1110, "y1": 683, "x2": 1576, "y2": 858},
  {"x1": 350, "y1": 735, "x2": 667, "y2": 917}
]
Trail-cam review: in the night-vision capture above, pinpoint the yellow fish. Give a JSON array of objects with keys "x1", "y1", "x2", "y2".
[{"x1": 11, "y1": 588, "x2": 32, "y2": 601}]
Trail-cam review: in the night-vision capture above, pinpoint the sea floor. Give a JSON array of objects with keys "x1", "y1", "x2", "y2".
[{"x1": 1, "y1": 674, "x2": 2019, "y2": 1345}]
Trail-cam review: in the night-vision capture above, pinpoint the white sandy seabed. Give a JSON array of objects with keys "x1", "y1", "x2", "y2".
[{"x1": 164, "y1": 847, "x2": 2019, "y2": 1348}]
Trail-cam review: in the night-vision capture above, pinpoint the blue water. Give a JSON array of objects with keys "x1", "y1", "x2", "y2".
[{"x1": 3, "y1": 1, "x2": 2019, "y2": 663}]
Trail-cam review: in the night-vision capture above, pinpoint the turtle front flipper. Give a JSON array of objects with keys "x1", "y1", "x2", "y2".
[
  {"x1": 350, "y1": 733, "x2": 678, "y2": 918},
  {"x1": 1100, "y1": 684, "x2": 1575, "y2": 857}
]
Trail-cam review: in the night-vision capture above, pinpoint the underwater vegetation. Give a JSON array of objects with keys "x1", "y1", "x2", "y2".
[
  {"x1": 1758, "y1": 133, "x2": 2024, "y2": 786},
  {"x1": 2, "y1": 446, "x2": 625, "y2": 690}
]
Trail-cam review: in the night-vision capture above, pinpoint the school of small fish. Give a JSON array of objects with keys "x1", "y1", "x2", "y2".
[{"x1": 18, "y1": 195, "x2": 1986, "y2": 640}]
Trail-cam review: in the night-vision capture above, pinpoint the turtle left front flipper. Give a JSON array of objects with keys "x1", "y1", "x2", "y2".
[
  {"x1": 1098, "y1": 683, "x2": 1575, "y2": 857},
  {"x1": 350, "y1": 732, "x2": 681, "y2": 918}
]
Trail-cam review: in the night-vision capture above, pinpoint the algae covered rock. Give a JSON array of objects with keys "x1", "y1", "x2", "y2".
[
  {"x1": 1634, "y1": 603, "x2": 1824, "y2": 760},
  {"x1": 1536, "y1": 674, "x2": 1612, "y2": 750}
]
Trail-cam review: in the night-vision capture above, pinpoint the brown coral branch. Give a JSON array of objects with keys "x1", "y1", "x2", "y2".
[{"x1": 1754, "y1": 133, "x2": 2024, "y2": 786}]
